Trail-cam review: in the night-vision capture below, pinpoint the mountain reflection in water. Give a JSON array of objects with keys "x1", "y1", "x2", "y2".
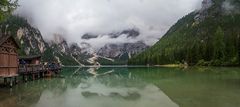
[
  {"x1": 1, "y1": 67, "x2": 240, "y2": 107},
  {"x1": 0, "y1": 67, "x2": 178, "y2": 107}
]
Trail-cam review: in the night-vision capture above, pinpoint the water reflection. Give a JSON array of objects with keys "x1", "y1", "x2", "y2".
[
  {"x1": 86, "y1": 67, "x2": 115, "y2": 77},
  {"x1": 1, "y1": 67, "x2": 240, "y2": 107},
  {"x1": 0, "y1": 67, "x2": 179, "y2": 107},
  {"x1": 31, "y1": 67, "x2": 178, "y2": 107}
]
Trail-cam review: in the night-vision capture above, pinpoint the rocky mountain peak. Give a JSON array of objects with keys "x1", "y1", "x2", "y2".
[
  {"x1": 194, "y1": 0, "x2": 240, "y2": 22},
  {"x1": 48, "y1": 34, "x2": 70, "y2": 54},
  {"x1": 194, "y1": 0, "x2": 213, "y2": 21},
  {"x1": 69, "y1": 43, "x2": 82, "y2": 56},
  {"x1": 201, "y1": 0, "x2": 213, "y2": 11},
  {"x1": 222, "y1": 0, "x2": 240, "y2": 14},
  {"x1": 81, "y1": 29, "x2": 140, "y2": 40},
  {"x1": 52, "y1": 34, "x2": 66, "y2": 44},
  {"x1": 1, "y1": 15, "x2": 149, "y2": 65},
  {"x1": 110, "y1": 29, "x2": 140, "y2": 38},
  {"x1": 97, "y1": 41, "x2": 149, "y2": 60},
  {"x1": 81, "y1": 33, "x2": 98, "y2": 40}
]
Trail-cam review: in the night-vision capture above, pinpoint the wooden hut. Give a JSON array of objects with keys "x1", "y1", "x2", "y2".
[
  {"x1": 18, "y1": 55, "x2": 44, "y2": 80},
  {"x1": 19, "y1": 55, "x2": 41, "y2": 65},
  {"x1": 18, "y1": 55, "x2": 61, "y2": 79},
  {"x1": 19, "y1": 55, "x2": 43, "y2": 74},
  {"x1": 0, "y1": 35, "x2": 20, "y2": 78},
  {"x1": 0, "y1": 35, "x2": 20, "y2": 87}
]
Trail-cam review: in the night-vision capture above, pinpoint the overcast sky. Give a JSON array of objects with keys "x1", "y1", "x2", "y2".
[{"x1": 15, "y1": 0, "x2": 202, "y2": 48}]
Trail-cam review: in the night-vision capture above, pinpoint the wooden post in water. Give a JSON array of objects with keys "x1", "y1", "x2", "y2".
[
  {"x1": 32, "y1": 74, "x2": 35, "y2": 80},
  {"x1": 9, "y1": 77, "x2": 13, "y2": 88},
  {"x1": 238, "y1": 34, "x2": 240, "y2": 65},
  {"x1": 42, "y1": 71, "x2": 45, "y2": 77},
  {"x1": 4, "y1": 78, "x2": 7, "y2": 86},
  {"x1": 14, "y1": 77, "x2": 17, "y2": 84},
  {"x1": 25, "y1": 75, "x2": 28, "y2": 82},
  {"x1": 22, "y1": 75, "x2": 26, "y2": 82}
]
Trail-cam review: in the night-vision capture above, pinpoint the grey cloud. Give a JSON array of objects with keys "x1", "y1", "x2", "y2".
[
  {"x1": 222, "y1": 0, "x2": 239, "y2": 14},
  {"x1": 14, "y1": 0, "x2": 202, "y2": 48}
]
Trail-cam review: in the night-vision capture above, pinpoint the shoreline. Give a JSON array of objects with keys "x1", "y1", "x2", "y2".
[
  {"x1": 63, "y1": 64, "x2": 184, "y2": 68},
  {"x1": 62, "y1": 64, "x2": 240, "y2": 68}
]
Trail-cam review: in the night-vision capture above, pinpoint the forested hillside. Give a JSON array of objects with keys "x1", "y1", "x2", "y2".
[{"x1": 129, "y1": 0, "x2": 240, "y2": 66}]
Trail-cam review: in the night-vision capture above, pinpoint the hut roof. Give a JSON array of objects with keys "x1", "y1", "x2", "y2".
[
  {"x1": 0, "y1": 35, "x2": 20, "y2": 49},
  {"x1": 19, "y1": 55, "x2": 42, "y2": 60}
]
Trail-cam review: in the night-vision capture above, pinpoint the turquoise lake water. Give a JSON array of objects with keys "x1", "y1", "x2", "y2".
[{"x1": 0, "y1": 67, "x2": 240, "y2": 107}]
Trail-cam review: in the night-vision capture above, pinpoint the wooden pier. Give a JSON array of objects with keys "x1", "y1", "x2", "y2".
[
  {"x1": 18, "y1": 64, "x2": 61, "y2": 82},
  {"x1": 18, "y1": 55, "x2": 61, "y2": 82},
  {"x1": 0, "y1": 64, "x2": 61, "y2": 88}
]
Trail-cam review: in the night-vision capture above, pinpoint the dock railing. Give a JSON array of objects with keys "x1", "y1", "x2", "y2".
[
  {"x1": 18, "y1": 64, "x2": 61, "y2": 74},
  {"x1": 18, "y1": 64, "x2": 45, "y2": 74}
]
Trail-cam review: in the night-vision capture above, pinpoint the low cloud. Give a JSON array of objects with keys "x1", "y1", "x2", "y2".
[
  {"x1": 83, "y1": 34, "x2": 141, "y2": 49},
  {"x1": 15, "y1": 0, "x2": 202, "y2": 48},
  {"x1": 222, "y1": 0, "x2": 239, "y2": 14}
]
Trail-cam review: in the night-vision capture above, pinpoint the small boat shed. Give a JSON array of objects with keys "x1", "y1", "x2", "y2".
[
  {"x1": 0, "y1": 35, "x2": 20, "y2": 87},
  {"x1": 19, "y1": 55, "x2": 41, "y2": 65}
]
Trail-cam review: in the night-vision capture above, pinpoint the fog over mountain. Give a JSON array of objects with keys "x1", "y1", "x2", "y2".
[{"x1": 15, "y1": 0, "x2": 202, "y2": 49}]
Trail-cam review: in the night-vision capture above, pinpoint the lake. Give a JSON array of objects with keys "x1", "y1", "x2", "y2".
[{"x1": 0, "y1": 67, "x2": 240, "y2": 107}]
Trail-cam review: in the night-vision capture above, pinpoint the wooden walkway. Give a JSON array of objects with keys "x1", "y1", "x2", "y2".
[
  {"x1": 0, "y1": 64, "x2": 61, "y2": 87},
  {"x1": 18, "y1": 64, "x2": 61, "y2": 81}
]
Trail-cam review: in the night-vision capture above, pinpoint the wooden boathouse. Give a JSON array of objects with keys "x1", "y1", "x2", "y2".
[
  {"x1": 18, "y1": 55, "x2": 62, "y2": 82},
  {"x1": 19, "y1": 55, "x2": 41, "y2": 65},
  {"x1": 0, "y1": 35, "x2": 20, "y2": 87},
  {"x1": 0, "y1": 35, "x2": 61, "y2": 87},
  {"x1": 18, "y1": 55, "x2": 44, "y2": 81}
]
